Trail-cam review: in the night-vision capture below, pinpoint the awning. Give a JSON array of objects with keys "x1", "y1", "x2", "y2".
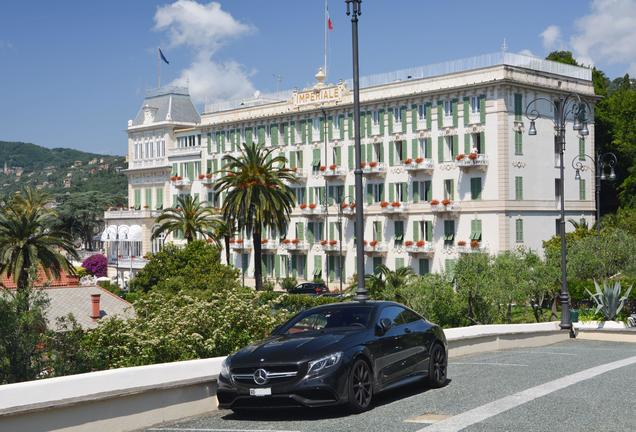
[
  {"x1": 100, "y1": 224, "x2": 143, "y2": 242},
  {"x1": 101, "y1": 225, "x2": 118, "y2": 242}
]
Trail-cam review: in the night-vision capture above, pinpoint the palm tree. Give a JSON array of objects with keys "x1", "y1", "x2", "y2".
[
  {"x1": 212, "y1": 218, "x2": 237, "y2": 265},
  {"x1": 152, "y1": 195, "x2": 218, "y2": 243},
  {"x1": 364, "y1": 264, "x2": 415, "y2": 300},
  {"x1": 0, "y1": 188, "x2": 78, "y2": 306},
  {"x1": 215, "y1": 142, "x2": 295, "y2": 290}
]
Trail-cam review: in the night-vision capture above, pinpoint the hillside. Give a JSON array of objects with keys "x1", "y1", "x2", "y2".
[{"x1": 0, "y1": 141, "x2": 127, "y2": 198}]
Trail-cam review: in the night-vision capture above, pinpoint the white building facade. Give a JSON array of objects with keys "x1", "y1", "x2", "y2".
[{"x1": 104, "y1": 53, "x2": 596, "y2": 287}]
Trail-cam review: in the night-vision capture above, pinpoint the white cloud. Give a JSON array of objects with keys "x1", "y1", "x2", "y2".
[
  {"x1": 570, "y1": 0, "x2": 636, "y2": 74},
  {"x1": 154, "y1": 1, "x2": 256, "y2": 104},
  {"x1": 540, "y1": 25, "x2": 562, "y2": 51},
  {"x1": 518, "y1": 49, "x2": 537, "y2": 57}
]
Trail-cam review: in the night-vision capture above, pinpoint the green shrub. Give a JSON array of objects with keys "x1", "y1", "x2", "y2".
[
  {"x1": 280, "y1": 277, "x2": 298, "y2": 292},
  {"x1": 262, "y1": 278, "x2": 275, "y2": 292},
  {"x1": 75, "y1": 266, "x2": 88, "y2": 279},
  {"x1": 399, "y1": 275, "x2": 467, "y2": 328}
]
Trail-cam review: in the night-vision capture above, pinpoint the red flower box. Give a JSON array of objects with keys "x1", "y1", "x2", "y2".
[
  {"x1": 236, "y1": 239, "x2": 244, "y2": 244},
  {"x1": 320, "y1": 240, "x2": 328, "y2": 246},
  {"x1": 416, "y1": 240, "x2": 425, "y2": 248},
  {"x1": 198, "y1": 174, "x2": 205, "y2": 180},
  {"x1": 292, "y1": 239, "x2": 300, "y2": 244},
  {"x1": 455, "y1": 154, "x2": 465, "y2": 161},
  {"x1": 415, "y1": 157, "x2": 424, "y2": 164},
  {"x1": 363, "y1": 240, "x2": 368, "y2": 245},
  {"x1": 177, "y1": 176, "x2": 183, "y2": 180},
  {"x1": 468, "y1": 152, "x2": 478, "y2": 160},
  {"x1": 329, "y1": 240, "x2": 337, "y2": 246},
  {"x1": 329, "y1": 164, "x2": 337, "y2": 170},
  {"x1": 341, "y1": 202, "x2": 349, "y2": 209},
  {"x1": 309, "y1": 203, "x2": 317, "y2": 209},
  {"x1": 470, "y1": 239, "x2": 480, "y2": 248},
  {"x1": 404, "y1": 240, "x2": 414, "y2": 247},
  {"x1": 391, "y1": 201, "x2": 401, "y2": 208},
  {"x1": 404, "y1": 158, "x2": 413, "y2": 165},
  {"x1": 369, "y1": 240, "x2": 378, "y2": 247},
  {"x1": 361, "y1": 162, "x2": 367, "y2": 168},
  {"x1": 206, "y1": 173, "x2": 213, "y2": 179},
  {"x1": 319, "y1": 166, "x2": 327, "y2": 172},
  {"x1": 229, "y1": 239, "x2": 236, "y2": 244},
  {"x1": 170, "y1": 176, "x2": 177, "y2": 181},
  {"x1": 282, "y1": 239, "x2": 291, "y2": 244},
  {"x1": 430, "y1": 199, "x2": 440, "y2": 205},
  {"x1": 261, "y1": 239, "x2": 268, "y2": 244},
  {"x1": 380, "y1": 201, "x2": 389, "y2": 208},
  {"x1": 369, "y1": 161, "x2": 378, "y2": 168},
  {"x1": 441, "y1": 198, "x2": 451, "y2": 206},
  {"x1": 300, "y1": 203, "x2": 308, "y2": 209},
  {"x1": 350, "y1": 202, "x2": 356, "y2": 209},
  {"x1": 457, "y1": 240, "x2": 467, "y2": 246}
]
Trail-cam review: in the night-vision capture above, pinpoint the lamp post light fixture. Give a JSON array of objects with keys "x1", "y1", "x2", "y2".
[
  {"x1": 333, "y1": 195, "x2": 354, "y2": 294},
  {"x1": 525, "y1": 93, "x2": 592, "y2": 334},
  {"x1": 571, "y1": 151, "x2": 617, "y2": 239},
  {"x1": 345, "y1": 0, "x2": 367, "y2": 302}
]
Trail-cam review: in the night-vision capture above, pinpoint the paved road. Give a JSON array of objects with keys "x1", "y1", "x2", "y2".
[{"x1": 144, "y1": 340, "x2": 636, "y2": 432}]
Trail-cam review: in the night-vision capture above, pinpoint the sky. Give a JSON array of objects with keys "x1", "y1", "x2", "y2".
[{"x1": 1, "y1": 0, "x2": 635, "y2": 156}]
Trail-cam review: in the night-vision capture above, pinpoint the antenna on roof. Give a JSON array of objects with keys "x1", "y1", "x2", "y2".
[{"x1": 501, "y1": 38, "x2": 508, "y2": 54}]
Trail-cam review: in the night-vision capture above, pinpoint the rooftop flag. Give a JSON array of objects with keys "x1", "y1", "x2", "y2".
[
  {"x1": 327, "y1": 4, "x2": 333, "y2": 30},
  {"x1": 158, "y1": 48, "x2": 170, "y2": 65}
]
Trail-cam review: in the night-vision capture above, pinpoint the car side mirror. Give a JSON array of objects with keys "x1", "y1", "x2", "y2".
[{"x1": 376, "y1": 318, "x2": 392, "y2": 335}]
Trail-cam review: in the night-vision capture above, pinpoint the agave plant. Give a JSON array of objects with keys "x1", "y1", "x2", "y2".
[{"x1": 585, "y1": 280, "x2": 633, "y2": 321}]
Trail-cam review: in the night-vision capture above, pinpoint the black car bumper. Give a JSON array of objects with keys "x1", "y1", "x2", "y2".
[{"x1": 217, "y1": 365, "x2": 349, "y2": 409}]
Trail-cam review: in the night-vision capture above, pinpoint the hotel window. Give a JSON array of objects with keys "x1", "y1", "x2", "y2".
[
  {"x1": 392, "y1": 140, "x2": 405, "y2": 164},
  {"x1": 470, "y1": 177, "x2": 482, "y2": 200},
  {"x1": 470, "y1": 96, "x2": 480, "y2": 113},
  {"x1": 446, "y1": 136, "x2": 458, "y2": 159},
  {"x1": 394, "y1": 220, "x2": 404, "y2": 246},
  {"x1": 472, "y1": 133, "x2": 483, "y2": 153},
  {"x1": 372, "y1": 110, "x2": 379, "y2": 125},
  {"x1": 418, "y1": 104, "x2": 427, "y2": 120},
  {"x1": 555, "y1": 178, "x2": 561, "y2": 200},
  {"x1": 515, "y1": 177, "x2": 523, "y2": 200},
  {"x1": 373, "y1": 183, "x2": 384, "y2": 203},
  {"x1": 514, "y1": 131, "x2": 523, "y2": 155},
  {"x1": 444, "y1": 179, "x2": 454, "y2": 200},
  {"x1": 515, "y1": 219, "x2": 524, "y2": 243},
  {"x1": 394, "y1": 107, "x2": 401, "y2": 123},
  {"x1": 444, "y1": 100, "x2": 453, "y2": 117},
  {"x1": 373, "y1": 221, "x2": 383, "y2": 241},
  {"x1": 418, "y1": 259, "x2": 429, "y2": 275},
  {"x1": 443, "y1": 220, "x2": 455, "y2": 246}
]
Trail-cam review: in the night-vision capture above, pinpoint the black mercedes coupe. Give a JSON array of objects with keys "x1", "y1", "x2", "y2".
[{"x1": 217, "y1": 301, "x2": 448, "y2": 413}]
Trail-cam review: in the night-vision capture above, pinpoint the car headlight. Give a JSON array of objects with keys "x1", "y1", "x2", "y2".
[
  {"x1": 220, "y1": 357, "x2": 230, "y2": 379},
  {"x1": 307, "y1": 352, "x2": 342, "y2": 374}
]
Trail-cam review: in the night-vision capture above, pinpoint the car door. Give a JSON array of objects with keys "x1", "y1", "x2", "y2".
[
  {"x1": 394, "y1": 308, "x2": 430, "y2": 376},
  {"x1": 372, "y1": 305, "x2": 411, "y2": 386}
]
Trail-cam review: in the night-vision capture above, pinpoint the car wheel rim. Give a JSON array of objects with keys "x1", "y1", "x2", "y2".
[
  {"x1": 352, "y1": 362, "x2": 371, "y2": 407},
  {"x1": 433, "y1": 347, "x2": 446, "y2": 383}
]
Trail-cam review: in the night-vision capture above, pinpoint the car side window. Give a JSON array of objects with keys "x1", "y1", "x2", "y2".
[
  {"x1": 394, "y1": 309, "x2": 421, "y2": 325},
  {"x1": 378, "y1": 306, "x2": 406, "y2": 326}
]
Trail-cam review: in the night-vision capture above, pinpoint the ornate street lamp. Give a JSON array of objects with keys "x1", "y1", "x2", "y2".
[
  {"x1": 571, "y1": 151, "x2": 617, "y2": 239},
  {"x1": 345, "y1": 0, "x2": 367, "y2": 302},
  {"x1": 526, "y1": 93, "x2": 592, "y2": 334}
]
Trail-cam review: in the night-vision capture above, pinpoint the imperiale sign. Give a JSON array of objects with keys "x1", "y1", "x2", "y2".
[{"x1": 293, "y1": 84, "x2": 347, "y2": 107}]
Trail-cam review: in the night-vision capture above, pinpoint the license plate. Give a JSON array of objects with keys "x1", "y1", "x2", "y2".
[{"x1": 249, "y1": 388, "x2": 271, "y2": 397}]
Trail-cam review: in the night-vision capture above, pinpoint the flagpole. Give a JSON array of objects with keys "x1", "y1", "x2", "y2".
[
  {"x1": 324, "y1": 0, "x2": 328, "y2": 81},
  {"x1": 157, "y1": 48, "x2": 161, "y2": 88}
]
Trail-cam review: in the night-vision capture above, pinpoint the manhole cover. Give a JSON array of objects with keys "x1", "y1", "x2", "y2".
[{"x1": 404, "y1": 413, "x2": 450, "y2": 424}]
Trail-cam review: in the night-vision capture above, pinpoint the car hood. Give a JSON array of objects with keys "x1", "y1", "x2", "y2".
[{"x1": 230, "y1": 329, "x2": 362, "y2": 366}]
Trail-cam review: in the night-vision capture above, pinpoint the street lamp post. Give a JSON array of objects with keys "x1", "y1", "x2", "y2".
[
  {"x1": 333, "y1": 195, "x2": 353, "y2": 294},
  {"x1": 571, "y1": 152, "x2": 617, "y2": 239},
  {"x1": 345, "y1": 0, "x2": 367, "y2": 302},
  {"x1": 526, "y1": 93, "x2": 591, "y2": 334}
]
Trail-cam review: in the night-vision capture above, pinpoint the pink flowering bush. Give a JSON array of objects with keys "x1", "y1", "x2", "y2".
[{"x1": 81, "y1": 254, "x2": 107, "y2": 277}]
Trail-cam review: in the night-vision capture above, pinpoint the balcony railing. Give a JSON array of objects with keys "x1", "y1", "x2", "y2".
[
  {"x1": 455, "y1": 153, "x2": 489, "y2": 170},
  {"x1": 104, "y1": 209, "x2": 161, "y2": 219},
  {"x1": 171, "y1": 178, "x2": 192, "y2": 188},
  {"x1": 404, "y1": 158, "x2": 435, "y2": 172},
  {"x1": 457, "y1": 242, "x2": 487, "y2": 254},
  {"x1": 260, "y1": 240, "x2": 279, "y2": 251},
  {"x1": 168, "y1": 146, "x2": 202, "y2": 157},
  {"x1": 230, "y1": 240, "x2": 252, "y2": 251},
  {"x1": 299, "y1": 204, "x2": 327, "y2": 217},
  {"x1": 320, "y1": 241, "x2": 345, "y2": 253},
  {"x1": 341, "y1": 204, "x2": 357, "y2": 217},
  {"x1": 289, "y1": 168, "x2": 307, "y2": 182},
  {"x1": 364, "y1": 242, "x2": 388, "y2": 254},
  {"x1": 115, "y1": 257, "x2": 149, "y2": 269},
  {"x1": 405, "y1": 242, "x2": 434, "y2": 254},
  {"x1": 281, "y1": 240, "x2": 309, "y2": 251},
  {"x1": 430, "y1": 201, "x2": 461, "y2": 214},
  {"x1": 321, "y1": 166, "x2": 347, "y2": 178},
  {"x1": 380, "y1": 202, "x2": 408, "y2": 215},
  {"x1": 361, "y1": 162, "x2": 386, "y2": 176},
  {"x1": 129, "y1": 159, "x2": 170, "y2": 170}
]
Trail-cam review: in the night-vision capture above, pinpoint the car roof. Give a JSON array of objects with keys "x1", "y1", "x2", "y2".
[{"x1": 304, "y1": 300, "x2": 402, "y2": 311}]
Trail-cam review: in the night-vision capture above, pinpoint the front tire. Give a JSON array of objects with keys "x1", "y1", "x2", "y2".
[
  {"x1": 426, "y1": 343, "x2": 447, "y2": 388},
  {"x1": 346, "y1": 359, "x2": 373, "y2": 413}
]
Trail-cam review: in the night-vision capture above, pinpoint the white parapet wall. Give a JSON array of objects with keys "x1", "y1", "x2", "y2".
[{"x1": 0, "y1": 322, "x2": 569, "y2": 432}]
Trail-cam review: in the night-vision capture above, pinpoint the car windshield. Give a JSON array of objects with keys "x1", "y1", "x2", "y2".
[{"x1": 282, "y1": 305, "x2": 374, "y2": 334}]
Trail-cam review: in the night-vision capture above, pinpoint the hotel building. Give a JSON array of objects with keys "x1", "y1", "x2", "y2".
[{"x1": 103, "y1": 52, "x2": 596, "y2": 287}]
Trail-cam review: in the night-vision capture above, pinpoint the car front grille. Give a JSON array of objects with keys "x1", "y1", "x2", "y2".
[{"x1": 231, "y1": 364, "x2": 302, "y2": 385}]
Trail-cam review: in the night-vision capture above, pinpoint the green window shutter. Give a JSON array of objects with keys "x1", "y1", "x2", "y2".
[
  {"x1": 424, "y1": 181, "x2": 432, "y2": 201},
  {"x1": 411, "y1": 139, "x2": 419, "y2": 159},
  {"x1": 275, "y1": 255, "x2": 281, "y2": 278},
  {"x1": 378, "y1": 142, "x2": 385, "y2": 162},
  {"x1": 480, "y1": 132, "x2": 486, "y2": 154},
  {"x1": 214, "y1": 132, "x2": 220, "y2": 153},
  {"x1": 245, "y1": 128, "x2": 253, "y2": 145},
  {"x1": 515, "y1": 176, "x2": 523, "y2": 200},
  {"x1": 134, "y1": 189, "x2": 141, "y2": 208},
  {"x1": 282, "y1": 123, "x2": 289, "y2": 145},
  {"x1": 515, "y1": 131, "x2": 523, "y2": 155},
  {"x1": 464, "y1": 133, "x2": 471, "y2": 154},
  {"x1": 319, "y1": 118, "x2": 325, "y2": 142},
  {"x1": 220, "y1": 133, "x2": 226, "y2": 153},
  {"x1": 348, "y1": 113, "x2": 353, "y2": 140},
  {"x1": 307, "y1": 119, "x2": 313, "y2": 142},
  {"x1": 297, "y1": 222, "x2": 305, "y2": 241},
  {"x1": 479, "y1": 95, "x2": 486, "y2": 124},
  {"x1": 579, "y1": 138, "x2": 585, "y2": 160},
  {"x1": 452, "y1": 135, "x2": 459, "y2": 158},
  {"x1": 299, "y1": 120, "x2": 306, "y2": 144},
  {"x1": 418, "y1": 259, "x2": 429, "y2": 275},
  {"x1": 394, "y1": 220, "x2": 404, "y2": 237},
  {"x1": 437, "y1": 101, "x2": 443, "y2": 128},
  {"x1": 470, "y1": 177, "x2": 482, "y2": 200},
  {"x1": 388, "y1": 108, "x2": 394, "y2": 134},
  {"x1": 314, "y1": 255, "x2": 322, "y2": 278},
  {"x1": 425, "y1": 138, "x2": 432, "y2": 159},
  {"x1": 360, "y1": 112, "x2": 366, "y2": 138},
  {"x1": 411, "y1": 104, "x2": 418, "y2": 132},
  {"x1": 514, "y1": 93, "x2": 522, "y2": 121},
  {"x1": 395, "y1": 258, "x2": 404, "y2": 270},
  {"x1": 312, "y1": 148, "x2": 322, "y2": 168},
  {"x1": 413, "y1": 181, "x2": 420, "y2": 203},
  {"x1": 289, "y1": 152, "x2": 297, "y2": 169},
  {"x1": 366, "y1": 143, "x2": 373, "y2": 162},
  {"x1": 388, "y1": 183, "x2": 395, "y2": 202},
  {"x1": 335, "y1": 147, "x2": 341, "y2": 165},
  {"x1": 463, "y1": 97, "x2": 470, "y2": 126},
  {"x1": 348, "y1": 145, "x2": 354, "y2": 169},
  {"x1": 389, "y1": 141, "x2": 395, "y2": 166},
  {"x1": 374, "y1": 221, "x2": 382, "y2": 240},
  {"x1": 145, "y1": 188, "x2": 152, "y2": 207},
  {"x1": 425, "y1": 221, "x2": 433, "y2": 241},
  {"x1": 366, "y1": 111, "x2": 372, "y2": 136},
  {"x1": 515, "y1": 219, "x2": 524, "y2": 243},
  {"x1": 579, "y1": 179, "x2": 586, "y2": 200},
  {"x1": 452, "y1": 99, "x2": 458, "y2": 127},
  {"x1": 155, "y1": 188, "x2": 163, "y2": 209},
  {"x1": 329, "y1": 222, "x2": 335, "y2": 240},
  {"x1": 379, "y1": 183, "x2": 385, "y2": 201},
  {"x1": 471, "y1": 219, "x2": 482, "y2": 241},
  {"x1": 426, "y1": 103, "x2": 432, "y2": 129},
  {"x1": 400, "y1": 106, "x2": 407, "y2": 133},
  {"x1": 413, "y1": 221, "x2": 420, "y2": 241},
  {"x1": 207, "y1": 133, "x2": 211, "y2": 154},
  {"x1": 270, "y1": 124, "x2": 279, "y2": 146},
  {"x1": 328, "y1": 117, "x2": 333, "y2": 141},
  {"x1": 366, "y1": 183, "x2": 373, "y2": 205},
  {"x1": 307, "y1": 222, "x2": 315, "y2": 243},
  {"x1": 338, "y1": 115, "x2": 345, "y2": 139},
  {"x1": 444, "y1": 220, "x2": 454, "y2": 240},
  {"x1": 379, "y1": 109, "x2": 385, "y2": 135},
  {"x1": 348, "y1": 185, "x2": 354, "y2": 202},
  {"x1": 437, "y1": 136, "x2": 444, "y2": 162},
  {"x1": 258, "y1": 126, "x2": 266, "y2": 145}
]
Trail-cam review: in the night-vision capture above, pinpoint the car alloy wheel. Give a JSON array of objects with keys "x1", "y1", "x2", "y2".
[
  {"x1": 427, "y1": 344, "x2": 447, "y2": 388},
  {"x1": 347, "y1": 359, "x2": 373, "y2": 412}
]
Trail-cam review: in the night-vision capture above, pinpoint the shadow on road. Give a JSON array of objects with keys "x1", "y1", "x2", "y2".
[{"x1": 221, "y1": 378, "x2": 451, "y2": 422}]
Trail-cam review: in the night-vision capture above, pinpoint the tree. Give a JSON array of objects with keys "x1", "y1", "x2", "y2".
[
  {"x1": 214, "y1": 142, "x2": 295, "y2": 291},
  {"x1": 454, "y1": 253, "x2": 496, "y2": 324},
  {"x1": 212, "y1": 218, "x2": 237, "y2": 266},
  {"x1": 364, "y1": 264, "x2": 415, "y2": 301},
  {"x1": 152, "y1": 195, "x2": 218, "y2": 244},
  {"x1": 55, "y1": 191, "x2": 117, "y2": 250}
]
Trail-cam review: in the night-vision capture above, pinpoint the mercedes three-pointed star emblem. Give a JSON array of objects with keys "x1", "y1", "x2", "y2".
[{"x1": 253, "y1": 368, "x2": 269, "y2": 385}]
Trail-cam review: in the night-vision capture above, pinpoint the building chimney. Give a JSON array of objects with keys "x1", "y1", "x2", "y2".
[{"x1": 90, "y1": 294, "x2": 101, "y2": 320}]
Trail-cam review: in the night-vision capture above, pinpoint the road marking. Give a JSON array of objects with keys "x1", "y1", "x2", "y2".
[
  {"x1": 451, "y1": 362, "x2": 528, "y2": 367},
  {"x1": 148, "y1": 429, "x2": 301, "y2": 432},
  {"x1": 405, "y1": 414, "x2": 451, "y2": 424},
  {"x1": 418, "y1": 354, "x2": 636, "y2": 432},
  {"x1": 512, "y1": 350, "x2": 577, "y2": 356}
]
